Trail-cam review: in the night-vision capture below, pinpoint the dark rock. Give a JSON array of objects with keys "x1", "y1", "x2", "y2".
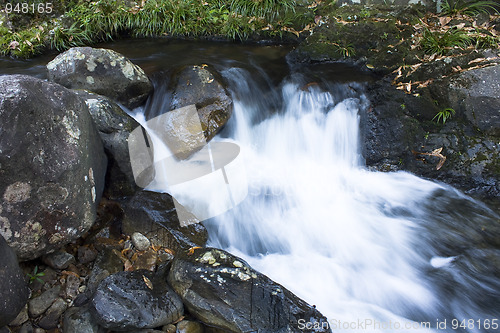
[
  {"x1": 122, "y1": 191, "x2": 207, "y2": 251},
  {"x1": 78, "y1": 246, "x2": 99, "y2": 265},
  {"x1": 90, "y1": 270, "x2": 184, "y2": 331},
  {"x1": 63, "y1": 305, "x2": 103, "y2": 333},
  {"x1": 74, "y1": 90, "x2": 144, "y2": 197},
  {"x1": 38, "y1": 298, "x2": 68, "y2": 329},
  {"x1": 445, "y1": 64, "x2": 500, "y2": 137},
  {"x1": 28, "y1": 285, "x2": 62, "y2": 318},
  {"x1": 168, "y1": 248, "x2": 331, "y2": 333},
  {"x1": 0, "y1": 235, "x2": 29, "y2": 327},
  {"x1": 47, "y1": 47, "x2": 153, "y2": 109},
  {"x1": 0, "y1": 75, "x2": 107, "y2": 260},
  {"x1": 42, "y1": 251, "x2": 76, "y2": 270},
  {"x1": 9, "y1": 305, "x2": 28, "y2": 327},
  {"x1": 86, "y1": 248, "x2": 124, "y2": 297},
  {"x1": 156, "y1": 65, "x2": 232, "y2": 144},
  {"x1": 18, "y1": 322, "x2": 34, "y2": 333}
]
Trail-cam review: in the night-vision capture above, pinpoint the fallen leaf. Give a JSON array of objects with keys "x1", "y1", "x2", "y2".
[
  {"x1": 439, "y1": 17, "x2": 452, "y2": 26},
  {"x1": 188, "y1": 246, "x2": 202, "y2": 255},
  {"x1": 8, "y1": 41, "x2": 19, "y2": 50},
  {"x1": 143, "y1": 275, "x2": 153, "y2": 290}
]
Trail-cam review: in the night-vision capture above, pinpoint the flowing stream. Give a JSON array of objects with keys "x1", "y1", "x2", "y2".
[{"x1": 140, "y1": 63, "x2": 500, "y2": 333}]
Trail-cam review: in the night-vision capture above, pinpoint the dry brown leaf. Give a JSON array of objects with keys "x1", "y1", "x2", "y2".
[
  {"x1": 439, "y1": 17, "x2": 452, "y2": 26},
  {"x1": 143, "y1": 275, "x2": 153, "y2": 290},
  {"x1": 124, "y1": 260, "x2": 133, "y2": 271}
]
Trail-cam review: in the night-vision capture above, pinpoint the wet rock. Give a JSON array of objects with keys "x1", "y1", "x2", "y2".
[
  {"x1": 176, "y1": 320, "x2": 204, "y2": 333},
  {"x1": 28, "y1": 285, "x2": 62, "y2": 318},
  {"x1": 9, "y1": 305, "x2": 28, "y2": 327},
  {"x1": 0, "y1": 75, "x2": 107, "y2": 260},
  {"x1": 130, "y1": 249, "x2": 158, "y2": 271},
  {"x1": 131, "y1": 232, "x2": 151, "y2": 251},
  {"x1": 42, "y1": 251, "x2": 75, "y2": 270},
  {"x1": 63, "y1": 305, "x2": 102, "y2": 333},
  {"x1": 74, "y1": 90, "x2": 143, "y2": 196},
  {"x1": 47, "y1": 47, "x2": 153, "y2": 109},
  {"x1": 90, "y1": 270, "x2": 184, "y2": 331},
  {"x1": 122, "y1": 191, "x2": 207, "y2": 251},
  {"x1": 168, "y1": 248, "x2": 331, "y2": 333},
  {"x1": 164, "y1": 65, "x2": 233, "y2": 144},
  {"x1": 0, "y1": 234, "x2": 29, "y2": 328},
  {"x1": 38, "y1": 298, "x2": 68, "y2": 329},
  {"x1": 86, "y1": 248, "x2": 124, "y2": 297}
]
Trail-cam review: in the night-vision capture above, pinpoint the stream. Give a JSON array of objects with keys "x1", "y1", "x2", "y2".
[{"x1": 2, "y1": 39, "x2": 499, "y2": 333}]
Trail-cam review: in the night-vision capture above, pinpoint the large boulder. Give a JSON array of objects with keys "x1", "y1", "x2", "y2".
[
  {"x1": 122, "y1": 191, "x2": 207, "y2": 252},
  {"x1": 74, "y1": 90, "x2": 143, "y2": 197},
  {"x1": 0, "y1": 75, "x2": 107, "y2": 260},
  {"x1": 156, "y1": 65, "x2": 232, "y2": 144},
  {"x1": 90, "y1": 269, "x2": 184, "y2": 331},
  {"x1": 0, "y1": 234, "x2": 29, "y2": 328},
  {"x1": 168, "y1": 247, "x2": 331, "y2": 333},
  {"x1": 47, "y1": 47, "x2": 152, "y2": 109},
  {"x1": 445, "y1": 64, "x2": 500, "y2": 137}
]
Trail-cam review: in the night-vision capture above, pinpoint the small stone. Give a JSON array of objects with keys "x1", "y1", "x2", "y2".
[
  {"x1": 78, "y1": 246, "x2": 98, "y2": 264},
  {"x1": 33, "y1": 329, "x2": 45, "y2": 333},
  {"x1": 64, "y1": 274, "x2": 81, "y2": 300},
  {"x1": 63, "y1": 305, "x2": 100, "y2": 333},
  {"x1": 38, "y1": 298, "x2": 68, "y2": 329},
  {"x1": 28, "y1": 285, "x2": 62, "y2": 318},
  {"x1": 9, "y1": 305, "x2": 29, "y2": 326},
  {"x1": 176, "y1": 320, "x2": 204, "y2": 333},
  {"x1": 161, "y1": 324, "x2": 176, "y2": 333},
  {"x1": 42, "y1": 251, "x2": 76, "y2": 270},
  {"x1": 131, "y1": 232, "x2": 151, "y2": 251},
  {"x1": 18, "y1": 322, "x2": 34, "y2": 333},
  {"x1": 131, "y1": 249, "x2": 158, "y2": 271}
]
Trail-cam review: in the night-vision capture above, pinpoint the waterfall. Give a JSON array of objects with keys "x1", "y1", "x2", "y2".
[{"x1": 138, "y1": 66, "x2": 500, "y2": 333}]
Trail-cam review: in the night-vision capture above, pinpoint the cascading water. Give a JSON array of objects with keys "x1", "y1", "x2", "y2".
[{"x1": 139, "y1": 65, "x2": 500, "y2": 333}]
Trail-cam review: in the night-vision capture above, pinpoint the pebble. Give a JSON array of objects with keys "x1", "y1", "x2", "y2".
[
  {"x1": 28, "y1": 285, "x2": 62, "y2": 318},
  {"x1": 63, "y1": 305, "x2": 101, "y2": 333},
  {"x1": 9, "y1": 305, "x2": 29, "y2": 326},
  {"x1": 176, "y1": 320, "x2": 204, "y2": 333},
  {"x1": 38, "y1": 298, "x2": 68, "y2": 329},
  {"x1": 131, "y1": 232, "x2": 151, "y2": 251},
  {"x1": 42, "y1": 251, "x2": 76, "y2": 270},
  {"x1": 18, "y1": 322, "x2": 34, "y2": 333},
  {"x1": 77, "y1": 246, "x2": 98, "y2": 264},
  {"x1": 161, "y1": 324, "x2": 176, "y2": 333}
]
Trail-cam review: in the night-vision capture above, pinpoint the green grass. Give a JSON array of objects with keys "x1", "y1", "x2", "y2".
[
  {"x1": 441, "y1": 0, "x2": 500, "y2": 16},
  {"x1": 1, "y1": 0, "x2": 304, "y2": 57},
  {"x1": 433, "y1": 107, "x2": 456, "y2": 124},
  {"x1": 420, "y1": 27, "x2": 473, "y2": 55}
]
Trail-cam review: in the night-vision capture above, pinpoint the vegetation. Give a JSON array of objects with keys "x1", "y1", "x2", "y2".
[
  {"x1": 1, "y1": 0, "x2": 312, "y2": 58},
  {"x1": 26, "y1": 265, "x2": 45, "y2": 284},
  {"x1": 441, "y1": 0, "x2": 500, "y2": 16},
  {"x1": 433, "y1": 108, "x2": 456, "y2": 124},
  {"x1": 420, "y1": 27, "x2": 473, "y2": 55}
]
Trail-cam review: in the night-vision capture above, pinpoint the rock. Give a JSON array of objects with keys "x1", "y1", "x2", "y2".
[
  {"x1": 0, "y1": 234, "x2": 29, "y2": 328},
  {"x1": 74, "y1": 90, "x2": 144, "y2": 196},
  {"x1": 38, "y1": 298, "x2": 68, "y2": 329},
  {"x1": 156, "y1": 65, "x2": 232, "y2": 144},
  {"x1": 131, "y1": 232, "x2": 151, "y2": 252},
  {"x1": 122, "y1": 191, "x2": 207, "y2": 251},
  {"x1": 89, "y1": 270, "x2": 184, "y2": 331},
  {"x1": 176, "y1": 320, "x2": 204, "y2": 333},
  {"x1": 168, "y1": 248, "x2": 331, "y2": 333},
  {"x1": 9, "y1": 305, "x2": 28, "y2": 327},
  {"x1": 47, "y1": 47, "x2": 153, "y2": 109},
  {"x1": 63, "y1": 305, "x2": 103, "y2": 333},
  {"x1": 42, "y1": 251, "x2": 76, "y2": 270},
  {"x1": 18, "y1": 322, "x2": 34, "y2": 333},
  {"x1": 0, "y1": 75, "x2": 107, "y2": 260},
  {"x1": 161, "y1": 324, "x2": 176, "y2": 333},
  {"x1": 28, "y1": 285, "x2": 62, "y2": 318},
  {"x1": 78, "y1": 246, "x2": 98, "y2": 265},
  {"x1": 86, "y1": 248, "x2": 124, "y2": 297},
  {"x1": 446, "y1": 65, "x2": 500, "y2": 137}
]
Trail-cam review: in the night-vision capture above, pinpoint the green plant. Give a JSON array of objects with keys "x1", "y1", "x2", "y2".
[
  {"x1": 27, "y1": 266, "x2": 45, "y2": 284},
  {"x1": 400, "y1": 103, "x2": 406, "y2": 110},
  {"x1": 433, "y1": 107, "x2": 456, "y2": 124},
  {"x1": 441, "y1": 0, "x2": 500, "y2": 16},
  {"x1": 420, "y1": 27, "x2": 473, "y2": 55}
]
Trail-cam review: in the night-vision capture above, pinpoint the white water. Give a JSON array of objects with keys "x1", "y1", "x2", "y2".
[{"x1": 138, "y1": 67, "x2": 500, "y2": 332}]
